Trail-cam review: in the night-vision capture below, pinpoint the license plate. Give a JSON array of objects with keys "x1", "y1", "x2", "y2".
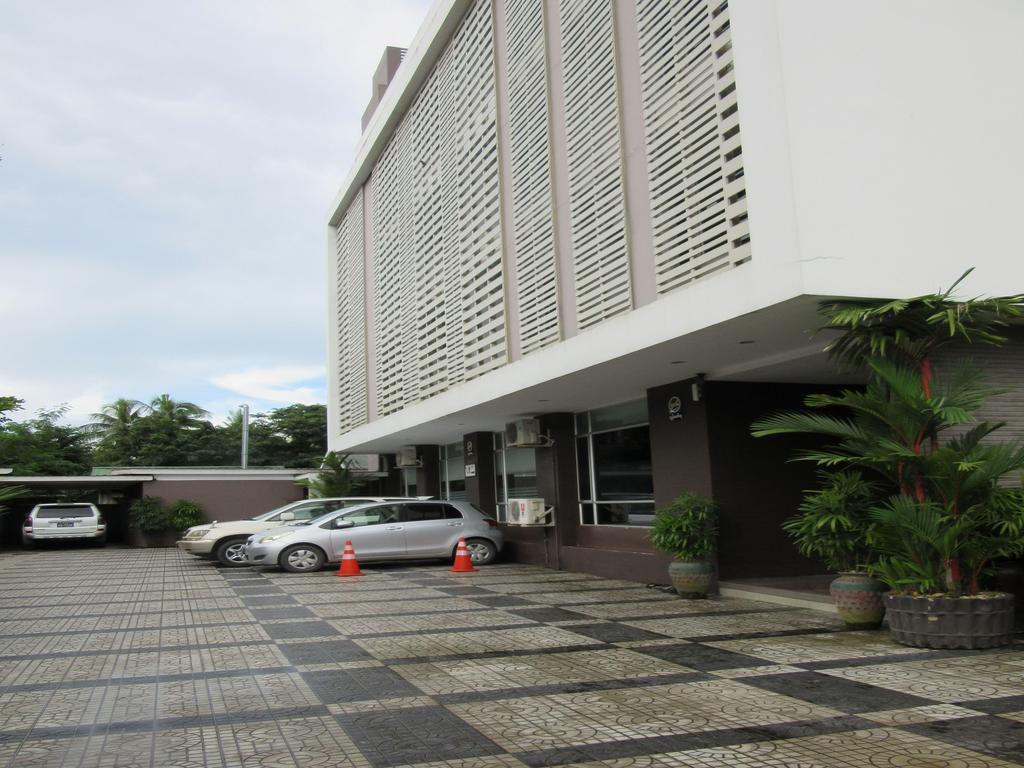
[{"x1": 56, "y1": 521, "x2": 75, "y2": 527}]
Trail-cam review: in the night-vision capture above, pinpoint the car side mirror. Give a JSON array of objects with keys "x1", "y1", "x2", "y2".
[
  {"x1": 334, "y1": 518, "x2": 354, "y2": 529},
  {"x1": 279, "y1": 511, "x2": 295, "y2": 521}
]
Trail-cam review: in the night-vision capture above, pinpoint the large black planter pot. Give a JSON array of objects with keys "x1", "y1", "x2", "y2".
[{"x1": 884, "y1": 592, "x2": 1015, "y2": 650}]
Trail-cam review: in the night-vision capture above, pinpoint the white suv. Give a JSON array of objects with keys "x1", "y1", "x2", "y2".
[
  {"x1": 176, "y1": 497, "x2": 426, "y2": 566},
  {"x1": 23, "y1": 503, "x2": 106, "y2": 547}
]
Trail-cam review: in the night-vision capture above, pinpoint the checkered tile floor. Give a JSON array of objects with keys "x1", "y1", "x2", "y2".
[{"x1": 0, "y1": 549, "x2": 1021, "y2": 767}]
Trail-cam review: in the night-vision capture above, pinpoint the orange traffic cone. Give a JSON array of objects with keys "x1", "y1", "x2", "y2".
[
  {"x1": 337, "y1": 540, "x2": 364, "y2": 577},
  {"x1": 451, "y1": 538, "x2": 477, "y2": 573}
]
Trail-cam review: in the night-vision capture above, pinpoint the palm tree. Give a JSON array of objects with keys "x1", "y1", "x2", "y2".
[
  {"x1": 820, "y1": 268, "x2": 1024, "y2": 397},
  {"x1": 87, "y1": 399, "x2": 148, "y2": 440},
  {"x1": 148, "y1": 395, "x2": 209, "y2": 428},
  {"x1": 754, "y1": 272, "x2": 1024, "y2": 595},
  {"x1": 86, "y1": 398, "x2": 149, "y2": 465}
]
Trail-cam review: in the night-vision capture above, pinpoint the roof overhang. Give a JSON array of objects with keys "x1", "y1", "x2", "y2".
[
  {"x1": 0, "y1": 476, "x2": 154, "y2": 489},
  {"x1": 334, "y1": 295, "x2": 864, "y2": 453}
]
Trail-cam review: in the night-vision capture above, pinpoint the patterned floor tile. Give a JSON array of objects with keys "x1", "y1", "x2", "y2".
[
  {"x1": 335, "y1": 705, "x2": 504, "y2": 767},
  {"x1": 353, "y1": 626, "x2": 604, "y2": 661},
  {"x1": 554, "y1": 727, "x2": 1023, "y2": 767},
  {"x1": 448, "y1": 679, "x2": 845, "y2": 753},
  {"x1": 706, "y1": 630, "x2": 927, "y2": 665},
  {"x1": 392, "y1": 648, "x2": 693, "y2": 696},
  {"x1": 1, "y1": 549, "x2": 1021, "y2": 768}
]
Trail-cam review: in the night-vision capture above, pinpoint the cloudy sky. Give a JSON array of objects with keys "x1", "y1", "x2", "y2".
[{"x1": 0, "y1": 0, "x2": 432, "y2": 424}]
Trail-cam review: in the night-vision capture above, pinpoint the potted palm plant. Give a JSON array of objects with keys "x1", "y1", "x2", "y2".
[
  {"x1": 782, "y1": 471, "x2": 887, "y2": 629},
  {"x1": 754, "y1": 271, "x2": 1024, "y2": 648},
  {"x1": 649, "y1": 492, "x2": 717, "y2": 598}
]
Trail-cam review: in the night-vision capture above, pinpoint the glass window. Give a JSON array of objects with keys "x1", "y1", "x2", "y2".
[
  {"x1": 589, "y1": 398, "x2": 647, "y2": 432},
  {"x1": 36, "y1": 506, "x2": 93, "y2": 518},
  {"x1": 575, "y1": 400, "x2": 654, "y2": 527},
  {"x1": 592, "y1": 426, "x2": 653, "y2": 501},
  {"x1": 493, "y1": 434, "x2": 538, "y2": 522},
  {"x1": 441, "y1": 441, "x2": 466, "y2": 501},
  {"x1": 404, "y1": 503, "x2": 446, "y2": 522},
  {"x1": 340, "y1": 504, "x2": 401, "y2": 527},
  {"x1": 402, "y1": 468, "x2": 417, "y2": 497}
]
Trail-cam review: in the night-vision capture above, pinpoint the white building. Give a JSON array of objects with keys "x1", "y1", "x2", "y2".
[{"x1": 326, "y1": 0, "x2": 1024, "y2": 581}]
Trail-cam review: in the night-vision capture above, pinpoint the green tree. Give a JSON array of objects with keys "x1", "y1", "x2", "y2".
[
  {"x1": 132, "y1": 395, "x2": 211, "y2": 466},
  {"x1": 296, "y1": 451, "x2": 364, "y2": 497},
  {"x1": 0, "y1": 405, "x2": 92, "y2": 475},
  {"x1": 87, "y1": 398, "x2": 148, "y2": 465},
  {"x1": 754, "y1": 274, "x2": 1024, "y2": 595},
  {"x1": 261, "y1": 404, "x2": 327, "y2": 467}
]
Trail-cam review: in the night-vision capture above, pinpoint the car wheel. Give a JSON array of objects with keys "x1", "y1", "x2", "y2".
[
  {"x1": 279, "y1": 544, "x2": 325, "y2": 573},
  {"x1": 462, "y1": 538, "x2": 497, "y2": 566},
  {"x1": 21, "y1": 536, "x2": 34, "y2": 550},
  {"x1": 92, "y1": 535, "x2": 106, "y2": 547},
  {"x1": 215, "y1": 538, "x2": 249, "y2": 567}
]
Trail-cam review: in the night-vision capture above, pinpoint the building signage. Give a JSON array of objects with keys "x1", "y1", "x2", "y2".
[
  {"x1": 465, "y1": 463, "x2": 477, "y2": 478},
  {"x1": 668, "y1": 396, "x2": 683, "y2": 421}
]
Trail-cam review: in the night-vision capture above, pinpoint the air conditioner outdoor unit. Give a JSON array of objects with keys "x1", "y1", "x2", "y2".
[
  {"x1": 506, "y1": 498, "x2": 552, "y2": 526},
  {"x1": 395, "y1": 445, "x2": 420, "y2": 468},
  {"x1": 505, "y1": 418, "x2": 549, "y2": 448}
]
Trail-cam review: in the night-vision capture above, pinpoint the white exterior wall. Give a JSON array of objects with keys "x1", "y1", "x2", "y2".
[
  {"x1": 326, "y1": 0, "x2": 1024, "y2": 452},
  {"x1": 730, "y1": 0, "x2": 1024, "y2": 300}
]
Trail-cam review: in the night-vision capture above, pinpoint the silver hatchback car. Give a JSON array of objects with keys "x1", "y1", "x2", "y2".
[{"x1": 243, "y1": 500, "x2": 503, "y2": 572}]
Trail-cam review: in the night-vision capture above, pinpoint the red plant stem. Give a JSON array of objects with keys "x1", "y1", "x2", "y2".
[{"x1": 920, "y1": 356, "x2": 933, "y2": 399}]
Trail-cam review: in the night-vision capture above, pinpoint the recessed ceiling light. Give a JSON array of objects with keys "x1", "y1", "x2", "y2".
[{"x1": 739, "y1": 340, "x2": 756, "y2": 344}]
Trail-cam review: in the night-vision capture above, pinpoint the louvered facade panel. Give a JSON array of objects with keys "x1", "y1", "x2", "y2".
[
  {"x1": 363, "y1": 0, "x2": 505, "y2": 417},
  {"x1": 637, "y1": 0, "x2": 751, "y2": 294},
  {"x1": 370, "y1": 120, "x2": 412, "y2": 417},
  {"x1": 506, "y1": 0, "x2": 559, "y2": 355},
  {"x1": 561, "y1": 0, "x2": 632, "y2": 331},
  {"x1": 332, "y1": 190, "x2": 367, "y2": 433},
  {"x1": 451, "y1": 0, "x2": 507, "y2": 381},
  {"x1": 409, "y1": 53, "x2": 453, "y2": 403}
]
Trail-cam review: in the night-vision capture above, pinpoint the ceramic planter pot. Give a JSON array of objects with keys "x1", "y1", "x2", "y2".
[
  {"x1": 668, "y1": 560, "x2": 712, "y2": 598},
  {"x1": 830, "y1": 572, "x2": 887, "y2": 630},
  {"x1": 884, "y1": 592, "x2": 1015, "y2": 649}
]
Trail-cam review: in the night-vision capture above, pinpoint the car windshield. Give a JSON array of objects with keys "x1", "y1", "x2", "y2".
[{"x1": 36, "y1": 506, "x2": 93, "y2": 518}]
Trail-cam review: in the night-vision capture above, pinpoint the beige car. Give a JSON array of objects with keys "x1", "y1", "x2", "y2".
[{"x1": 177, "y1": 497, "x2": 424, "y2": 566}]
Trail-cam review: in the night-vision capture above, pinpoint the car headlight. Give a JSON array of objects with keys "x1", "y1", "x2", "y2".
[
  {"x1": 259, "y1": 531, "x2": 294, "y2": 544},
  {"x1": 185, "y1": 528, "x2": 211, "y2": 540}
]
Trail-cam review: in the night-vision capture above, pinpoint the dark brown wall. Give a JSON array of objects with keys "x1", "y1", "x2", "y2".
[
  {"x1": 704, "y1": 382, "x2": 829, "y2": 579},
  {"x1": 646, "y1": 379, "x2": 714, "y2": 504},
  {"x1": 145, "y1": 479, "x2": 305, "y2": 523},
  {"x1": 463, "y1": 432, "x2": 497, "y2": 514},
  {"x1": 415, "y1": 444, "x2": 442, "y2": 498}
]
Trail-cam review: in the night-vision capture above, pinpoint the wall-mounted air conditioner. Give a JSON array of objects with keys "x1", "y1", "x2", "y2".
[
  {"x1": 506, "y1": 498, "x2": 553, "y2": 526},
  {"x1": 395, "y1": 445, "x2": 420, "y2": 468},
  {"x1": 505, "y1": 418, "x2": 551, "y2": 448}
]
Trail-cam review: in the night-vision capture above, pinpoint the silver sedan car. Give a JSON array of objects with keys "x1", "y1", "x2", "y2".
[{"x1": 243, "y1": 500, "x2": 503, "y2": 573}]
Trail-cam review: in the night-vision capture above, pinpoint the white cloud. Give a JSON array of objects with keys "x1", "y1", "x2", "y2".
[
  {"x1": 211, "y1": 366, "x2": 326, "y2": 404},
  {"x1": 0, "y1": 0, "x2": 431, "y2": 421}
]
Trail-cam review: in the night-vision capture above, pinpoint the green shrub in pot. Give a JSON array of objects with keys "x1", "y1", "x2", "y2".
[
  {"x1": 649, "y1": 492, "x2": 717, "y2": 598},
  {"x1": 783, "y1": 470, "x2": 888, "y2": 629}
]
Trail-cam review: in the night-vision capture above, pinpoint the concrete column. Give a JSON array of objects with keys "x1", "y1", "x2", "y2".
[
  {"x1": 535, "y1": 412, "x2": 579, "y2": 567},
  {"x1": 415, "y1": 444, "x2": 442, "y2": 499},
  {"x1": 463, "y1": 431, "x2": 497, "y2": 514},
  {"x1": 646, "y1": 378, "x2": 714, "y2": 505}
]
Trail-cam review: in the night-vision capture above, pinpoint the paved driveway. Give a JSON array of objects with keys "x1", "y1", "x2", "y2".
[{"x1": 0, "y1": 549, "x2": 1021, "y2": 767}]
